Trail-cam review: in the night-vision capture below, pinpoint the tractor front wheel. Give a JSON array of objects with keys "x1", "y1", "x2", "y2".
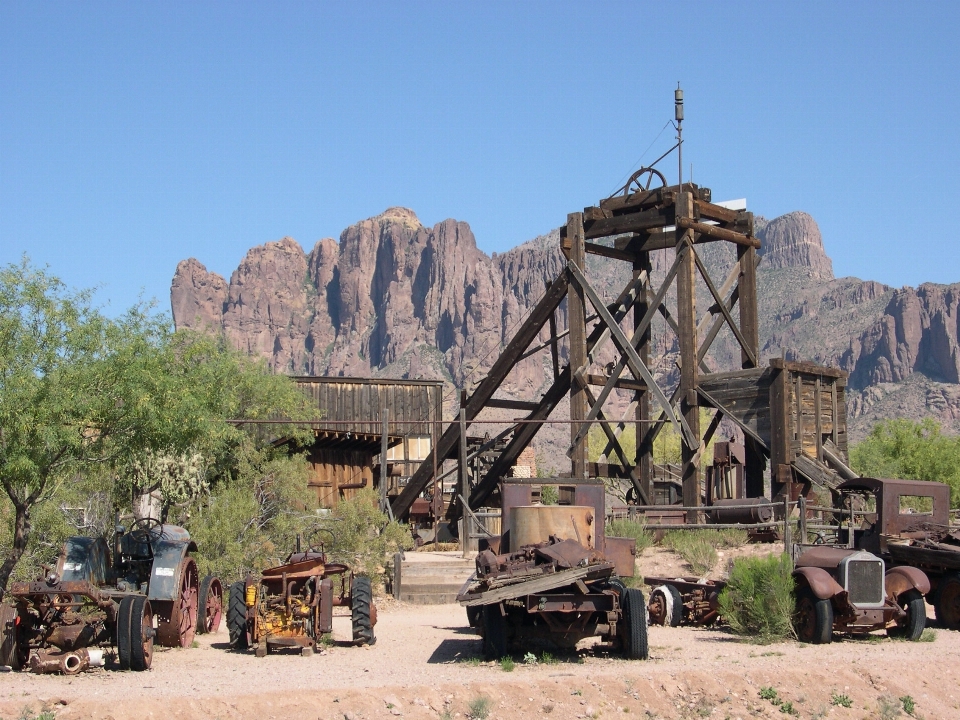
[
  {"x1": 351, "y1": 576, "x2": 376, "y2": 646},
  {"x1": 227, "y1": 581, "x2": 250, "y2": 650}
]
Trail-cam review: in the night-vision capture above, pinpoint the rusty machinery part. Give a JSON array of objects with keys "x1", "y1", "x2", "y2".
[
  {"x1": 465, "y1": 605, "x2": 482, "y2": 633},
  {"x1": 617, "y1": 167, "x2": 667, "y2": 197},
  {"x1": 887, "y1": 589, "x2": 926, "y2": 641},
  {"x1": 935, "y1": 572, "x2": 960, "y2": 630},
  {"x1": 196, "y1": 575, "x2": 223, "y2": 635},
  {"x1": 620, "y1": 588, "x2": 648, "y2": 660},
  {"x1": 227, "y1": 581, "x2": 250, "y2": 650},
  {"x1": 127, "y1": 515, "x2": 163, "y2": 542},
  {"x1": 351, "y1": 576, "x2": 376, "y2": 646},
  {"x1": 116, "y1": 595, "x2": 154, "y2": 671},
  {"x1": 481, "y1": 604, "x2": 508, "y2": 660},
  {"x1": 157, "y1": 556, "x2": 199, "y2": 648},
  {"x1": 29, "y1": 646, "x2": 105, "y2": 675},
  {"x1": 648, "y1": 585, "x2": 682, "y2": 627},
  {"x1": 0, "y1": 603, "x2": 27, "y2": 670},
  {"x1": 794, "y1": 588, "x2": 833, "y2": 645}
]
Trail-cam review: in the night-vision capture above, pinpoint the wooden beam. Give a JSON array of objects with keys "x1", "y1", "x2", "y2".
[
  {"x1": 568, "y1": 213, "x2": 588, "y2": 479},
  {"x1": 583, "y1": 374, "x2": 645, "y2": 392},
  {"x1": 484, "y1": 398, "x2": 542, "y2": 412},
  {"x1": 392, "y1": 270, "x2": 570, "y2": 519},
  {"x1": 676, "y1": 192, "x2": 702, "y2": 512},
  {"x1": 696, "y1": 386, "x2": 770, "y2": 452},
  {"x1": 566, "y1": 261, "x2": 694, "y2": 447},
  {"x1": 584, "y1": 206, "x2": 674, "y2": 240},
  {"x1": 675, "y1": 217, "x2": 759, "y2": 248},
  {"x1": 692, "y1": 247, "x2": 758, "y2": 367}
]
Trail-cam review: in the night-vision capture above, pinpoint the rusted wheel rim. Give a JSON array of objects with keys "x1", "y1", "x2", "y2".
[
  {"x1": 202, "y1": 578, "x2": 223, "y2": 633},
  {"x1": 795, "y1": 596, "x2": 815, "y2": 640},
  {"x1": 141, "y1": 600, "x2": 154, "y2": 668},
  {"x1": 648, "y1": 590, "x2": 667, "y2": 625},
  {"x1": 171, "y1": 557, "x2": 199, "y2": 648}
]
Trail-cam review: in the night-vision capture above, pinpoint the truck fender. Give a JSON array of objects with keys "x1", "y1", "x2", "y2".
[
  {"x1": 885, "y1": 566, "x2": 930, "y2": 599},
  {"x1": 794, "y1": 567, "x2": 844, "y2": 600}
]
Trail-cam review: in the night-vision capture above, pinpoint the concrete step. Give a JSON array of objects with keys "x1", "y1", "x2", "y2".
[
  {"x1": 393, "y1": 551, "x2": 476, "y2": 605},
  {"x1": 399, "y1": 590, "x2": 464, "y2": 605}
]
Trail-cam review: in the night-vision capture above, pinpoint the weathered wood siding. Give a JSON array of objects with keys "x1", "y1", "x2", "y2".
[{"x1": 293, "y1": 377, "x2": 442, "y2": 434}]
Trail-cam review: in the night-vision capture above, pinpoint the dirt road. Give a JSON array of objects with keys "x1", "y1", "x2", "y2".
[{"x1": 2, "y1": 599, "x2": 958, "y2": 720}]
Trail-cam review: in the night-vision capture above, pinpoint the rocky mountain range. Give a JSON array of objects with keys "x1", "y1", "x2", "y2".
[{"x1": 171, "y1": 206, "x2": 960, "y2": 443}]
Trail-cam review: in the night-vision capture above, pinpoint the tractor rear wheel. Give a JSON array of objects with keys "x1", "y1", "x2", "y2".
[
  {"x1": 116, "y1": 595, "x2": 136, "y2": 670},
  {"x1": 621, "y1": 588, "x2": 649, "y2": 660},
  {"x1": 197, "y1": 575, "x2": 223, "y2": 634},
  {"x1": 351, "y1": 576, "x2": 376, "y2": 646},
  {"x1": 227, "y1": 581, "x2": 249, "y2": 650},
  {"x1": 129, "y1": 597, "x2": 155, "y2": 671},
  {"x1": 0, "y1": 603, "x2": 26, "y2": 670}
]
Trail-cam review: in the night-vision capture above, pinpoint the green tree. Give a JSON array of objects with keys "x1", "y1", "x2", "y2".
[
  {"x1": 851, "y1": 418, "x2": 960, "y2": 505},
  {"x1": 0, "y1": 260, "x2": 154, "y2": 593}
]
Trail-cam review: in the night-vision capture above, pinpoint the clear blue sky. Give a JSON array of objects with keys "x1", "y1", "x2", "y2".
[{"x1": 2, "y1": 2, "x2": 958, "y2": 316}]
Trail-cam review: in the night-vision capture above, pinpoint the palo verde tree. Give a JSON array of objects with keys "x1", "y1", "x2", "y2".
[{"x1": 0, "y1": 260, "x2": 154, "y2": 593}]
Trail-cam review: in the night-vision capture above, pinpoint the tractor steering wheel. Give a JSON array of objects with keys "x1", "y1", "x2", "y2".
[
  {"x1": 307, "y1": 527, "x2": 334, "y2": 555},
  {"x1": 128, "y1": 516, "x2": 162, "y2": 541}
]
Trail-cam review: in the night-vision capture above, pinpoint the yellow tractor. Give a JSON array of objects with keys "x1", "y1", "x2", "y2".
[{"x1": 227, "y1": 538, "x2": 375, "y2": 657}]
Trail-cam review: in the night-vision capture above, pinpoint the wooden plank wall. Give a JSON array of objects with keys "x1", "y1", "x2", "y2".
[
  {"x1": 293, "y1": 378, "x2": 442, "y2": 435},
  {"x1": 697, "y1": 368, "x2": 773, "y2": 445},
  {"x1": 306, "y1": 448, "x2": 374, "y2": 507},
  {"x1": 767, "y1": 359, "x2": 848, "y2": 497}
]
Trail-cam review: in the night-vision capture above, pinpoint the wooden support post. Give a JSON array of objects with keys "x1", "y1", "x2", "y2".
[
  {"x1": 634, "y1": 252, "x2": 652, "y2": 503},
  {"x1": 738, "y1": 239, "x2": 766, "y2": 498},
  {"x1": 459, "y1": 408, "x2": 469, "y2": 555},
  {"x1": 567, "y1": 212, "x2": 588, "y2": 479},
  {"x1": 381, "y1": 409, "x2": 393, "y2": 521},
  {"x1": 783, "y1": 495, "x2": 793, "y2": 555},
  {"x1": 676, "y1": 192, "x2": 701, "y2": 515}
]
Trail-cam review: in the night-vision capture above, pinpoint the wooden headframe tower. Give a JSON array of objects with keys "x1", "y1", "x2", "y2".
[{"x1": 392, "y1": 169, "x2": 768, "y2": 523}]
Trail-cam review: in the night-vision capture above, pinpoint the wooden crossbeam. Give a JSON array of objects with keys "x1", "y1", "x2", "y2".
[
  {"x1": 692, "y1": 249, "x2": 758, "y2": 367},
  {"x1": 393, "y1": 271, "x2": 570, "y2": 519},
  {"x1": 566, "y1": 261, "x2": 697, "y2": 449},
  {"x1": 696, "y1": 386, "x2": 769, "y2": 451}
]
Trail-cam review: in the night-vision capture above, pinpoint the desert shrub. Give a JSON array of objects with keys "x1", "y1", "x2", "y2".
[
  {"x1": 539, "y1": 485, "x2": 558, "y2": 505},
  {"x1": 717, "y1": 553, "x2": 795, "y2": 641},
  {"x1": 324, "y1": 487, "x2": 414, "y2": 589},
  {"x1": 715, "y1": 527, "x2": 749, "y2": 548},
  {"x1": 607, "y1": 518, "x2": 654, "y2": 554},
  {"x1": 662, "y1": 530, "x2": 718, "y2": 575}
]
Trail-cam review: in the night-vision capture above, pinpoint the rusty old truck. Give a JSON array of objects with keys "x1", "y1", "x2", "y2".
[
  {"x1": 829, "y1": 477, "x2": 960, "y2": 630},
  {"x1": 457, "y1": 478, "x2": 645, "y2": 660}
]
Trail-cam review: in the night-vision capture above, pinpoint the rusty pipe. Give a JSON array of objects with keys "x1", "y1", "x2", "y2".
[{"x1": 29, "y1": 647, "x2": 104, "y2": 675}]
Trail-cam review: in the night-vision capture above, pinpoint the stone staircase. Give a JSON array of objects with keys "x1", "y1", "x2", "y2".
[{"x1": 392, "y1": 551, "x2": 476, "y2": 605}]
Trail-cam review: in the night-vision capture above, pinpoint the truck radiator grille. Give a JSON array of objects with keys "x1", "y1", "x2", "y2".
[{"x1": 846, "y1": 560, "x2": 883, "y2": 606}]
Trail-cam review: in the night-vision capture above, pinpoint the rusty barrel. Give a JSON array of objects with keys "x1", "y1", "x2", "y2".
[{"x1": 708, "y1": 497, "x2": 773, "y2": 525}]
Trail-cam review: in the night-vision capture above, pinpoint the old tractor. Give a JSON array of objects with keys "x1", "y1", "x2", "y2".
[
  {"x1": 458, "y1": 478, "x2": 646, "y2": 660},
  {"x1": 0, "y1": 518, "x2": 222, "y2": 674},
  {"x1": 227, "y1": 537, "x2": 376, "y2": 657}
]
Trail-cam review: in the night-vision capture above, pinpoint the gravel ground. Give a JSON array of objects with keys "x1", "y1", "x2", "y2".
[{"x1": 2, "y1": 598, "x2": 959, "y2": 720}]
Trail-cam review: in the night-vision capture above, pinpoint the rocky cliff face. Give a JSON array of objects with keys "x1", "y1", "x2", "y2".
[
  {"x1": 171, "y1": 208, "x2": 566, "y2": 395},
  {"x1": 171, "y1": 207, "x2": 960, "y2": 440}
]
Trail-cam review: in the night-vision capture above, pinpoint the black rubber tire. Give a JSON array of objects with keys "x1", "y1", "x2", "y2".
[
  {"x1": 129, "y1": 597, "x2": 154, "y2": 671},
  {"x1": 889, "y1": 589, "x2": 927, "y2": 641},
  {"x1": 116, "y1": 595, "x2": 136, "y2": 670},
  {"x1": 481, "y1": 603, "x2": 508, "y2": 660},
  {"x1": 622, "y1": 587, "x2": 649, "y2": 660},
  {"x1": 935, "y1": 572, "x2": 960, "y2": 630},
  {"x1": 794, "y1": 588, "x2": 833, "y2": 644},
  {"x1": 466, "y1": 605, "x2": 482, "y2": 632},
  {"x1": 227, "y1": 581, "x2": 249, "y2": 650},
  {"x1": 351, "y1": 576, "x2": 375, "y2": 646},
  {"x1": 197, "y1": 575, "x2": 222, "y2": 634}
]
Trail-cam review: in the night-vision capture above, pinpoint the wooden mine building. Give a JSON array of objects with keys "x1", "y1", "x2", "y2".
[{"x1": 292, "y1": 377, "x2": 442, "y2": 508}]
